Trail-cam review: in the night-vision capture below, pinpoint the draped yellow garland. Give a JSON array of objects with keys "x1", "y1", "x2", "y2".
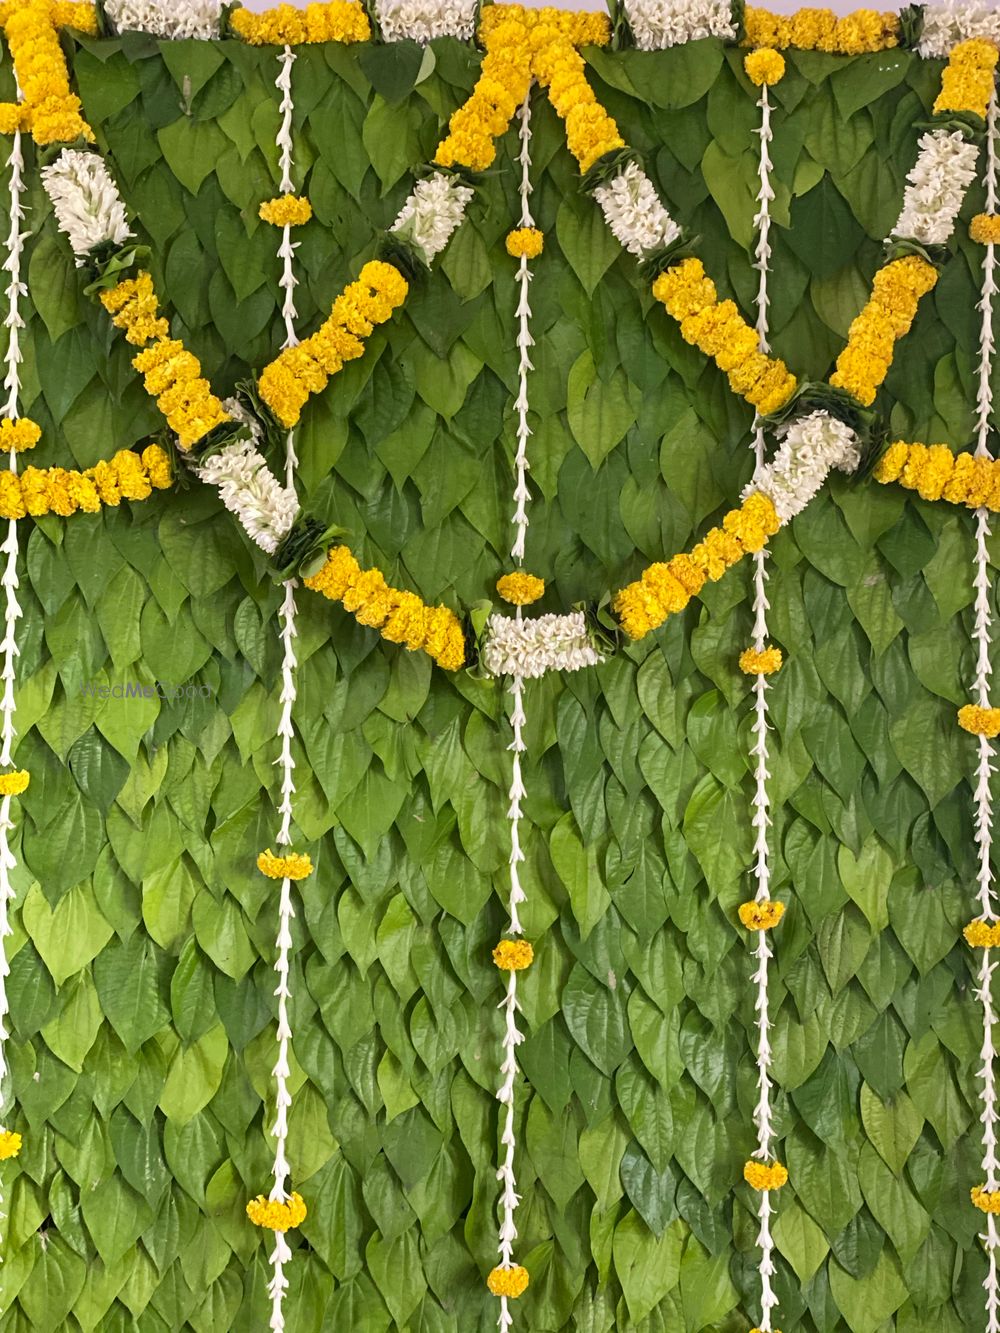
[{"x1": 0, "y1": 445, "x2": 172, "y2": 519}]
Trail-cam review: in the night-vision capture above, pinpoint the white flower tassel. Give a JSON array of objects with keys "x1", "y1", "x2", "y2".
[
  {"x1": 748, "y1": 411, "x2": 861, "y2": 525},
  {"x1": 971, "y1": 89, "x2": 1000, "y2": 1333},
  {"x1": 376, "y1": 0, "x2": 478, "y2": 43},
  {"x1": 918, "y1": 1, "x2": 1000, "y2": 58},
  {"x1": 511, "y1": 92, "x2": 536, "y2": 564},
  {"x1": 275, "y1": 48, "x2": 300, "y2": 351},
  {"x1": 890, "y1": 129, "x2": 980, "y2": 248},
  {"x1": 191, "y1": 439, "x2": 298, "y2": 555},
  {"x1": 103, "y1": 0, "x2": 223, "y2": 39},
  {"x1": 390, "y1": 172, "x2": 474, "y2": 268},
  {"x1": 592, "y1": 160, "x2": 681, "y2": 260},
  {"x1": 621, "y1": 0, "x2": 736, "y2": 50},
  {"x1": 40, "y1": 149, "x2": 132, "y2": 265}
]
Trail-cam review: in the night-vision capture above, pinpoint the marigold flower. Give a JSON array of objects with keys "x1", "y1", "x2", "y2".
[
  {"x1": 246, "y1": 1192, "x2": 307, "y2": 1230},
  {"x1": 506, "y1": 228, "x2": 544, "y2": 259},
  {"x1": 830, "y1": 257, "x2": 937, "y2": 407},
  {"x1": 972, "y1": 1185, "x2": 1000, "y2": 1214},
  {"x1": 738, "y1": 900, "x2": 785, "y2": 931},
  {"x1": 934, "y1": 39, "x2": 998, "y2": 121},
  {"x1": 744, "y1": 1160, "x2": 788, "y2": 1191},
  {"x1": 259, "y1": 195, "x2": 313, "y2": 228},
  {"x1": 257, "y1": 849, "x2": 314, "y2": 881},
  {"x1": 744, "y1": 48, "x2": 786, "y2": 86},
  {"x1": 230, "y1": 4, "x2": 370, "y2": 44},
  {"x1": 496, "y1": 573, "x2": 545, "y2": 606},
  {"x1": 0, "y1": 1130, "x2": 21, "y2": 1160},
  {"x1": 487, "y1": 1265, "x2": 529, "y2": 1298},
  {"x1": 971, "y1": 214, "x2": 1000, "y2": 246},
  {"x1": 0, "y1": 770, "x2": 28, "y2": 797},
  {"x1": 964, "y1": 920, "x2": 1000, "y2": 949},
  {"x1": 959, "y1": 705, "x2": 1000, "y2": 738},
  {"x1": 740, "y1": 646, "x2": 783, "y2": 676},
  {"x1": 0, "y1": 418, "x2": 40, "y2": 453},
  {"x1": 492, "y1": 939, "x2": 534, "y2": 970}
]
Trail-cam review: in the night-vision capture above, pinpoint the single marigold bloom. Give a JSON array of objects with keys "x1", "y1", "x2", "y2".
[
  {"x1": 0, "y1": 418, "x2": 40, "y2": 453},
  {"x1": 744, "y1": 48, "x2": 786, "y2": 86},
  {"x1": 0, "y1": 770, "x2": 28, "y2": 797},
  {"x1": 506, "y1": 228, "x2": 544, "y2": 259},
  {"x1": 744, "y1": 1160, "x2": 788, "y2": 1191},
  {"x1": 959, "y1": 705, "x2": 1000, "y2": 738},
  {"x1": 740, "y1": 646, "x2": 783, "y2": 676},
  {"x1": 0, "y1": 1130, "x2": 21, "y2": 1160},
  {"x1": 259, "y1": 195, "x2": 313, "y2": 227},
  {"x1": 964, "y1": 920, "x2": 1000, "y2": 949},
  {"x1": 971, "y1": 214, "x2": 1000, "y2": 246},
  {"x1": 493, "y1": 939, "x2": 534, "y2": 971},
  {"x1": 487, "y1": 1265, "x2": 529, "y2": 1299},
  {"x1": 246, "y1": 1191, "x2": 307, "y2": 1231},
  {"x1": 972, "y1": 1185, "x2": 1000, "y2": 1215},
  {"x1": 738, "y1": 900, "x2": 785, "y2": 931},
  {"x1": 257, "y1": 849, "x2": 314, "y2": 881},
  {"x1": 496, "y1": 572, "x2": 545, "y2": 606}
]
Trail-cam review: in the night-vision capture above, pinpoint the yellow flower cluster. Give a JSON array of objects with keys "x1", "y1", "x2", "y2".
[
  {"x1": 50, "y1": 1, "x2": 97, "y2": 33},
  {"x1": 742, "y1": 6, "x2": 899, "y2": 53},
  {"x1": 0, "y1": 770, "x2": 29, "y2": 796},
  {"x1": 259, "y1": 262, "x2": 407, "y2": 428},
  {"x1": 246, "y1": 1192, "x2": 307, "y2": 1230},
  {"x1": 229, "y1": 2, "x2": 370, "y2": 45},
  {"x1": 829, "y1": 256, "x2": 938, "y2": 408},
  {"x1": 744, "y1": 48, "x2": 786, "y2": 86},
  {"x1": 972, "y1": 215, "x2": 1000, "y2": 246},
  {"x1": 934, "y1": 38, "x2": 999, "y2": 120},
  {"x1": 434, "y1": 16, "x2": 533, "y2": 173},
  {"x1": 0, "y1": 1129, "x2": 21, "y2": 1159},
  {"x1": 964, "y1": 920, "x2": 1000, "y2": 949},
  {"x1": 478, "y1": 4, "x2": 611, "y2": 48},
  {"x1": 739, "y1": 646, "x2": 783, "y2": 675},
  {"x1": 506, "y1": 228, "x2": 544, "y2": 260},
  {"x1": 744, "y1": 1160, "x2": 788, "y2": 1191},
  {"x1": 304, "y1": 546, "x2": 466, "y2": 671},
  {"x1": 0, "y1": 445, "x2": 172, "y2": 520},
  {"x1": 257, "y1": 849, "x2": 314, "y2": 880},
  {"x1": 534, "y1": 32, "x2": 625, "y2": 174},
  {"x1": 613, "y1": 493, "x2": 780, "y2": 640},
  {"x1": 486, "y1": 1266, "x2": 530, "y2": 1299},
  {"x1": 0, "y1": 418, "x2": 40, "y2": 453},
  {"x1": 959, "y1": 705, "x2": 1000, "y2": 739},
  {"x1": 653, "y1": 260, "x2": 797, "y2": 415},
  {"x1": 874, "y1": 441, "x2": 1000, "y2": 511},
  {"x1": 496, "y1": 572, "x2": 545, "y2": 605},
  {"x1": 0, "y1": 104, "x2": 28, "y2": 135},
  {"x1": 2, "y1": 0, "x2": 95, "y2": 144},
  {"x1": 492, "y1": 939, "x2": 534, "y2": 970},
  {"x1": 738, "y1": 900, "x2": 785, "y2": 931},
  {"x1": 259, "y1": 195, "x2": 313, "y2": 227},
  {"x1": 100, "y1": 273, "x2": 170, "y2": 348},
  {"x1": 972, "y1": 1186, "x2": 1000, "y2": 1215}
]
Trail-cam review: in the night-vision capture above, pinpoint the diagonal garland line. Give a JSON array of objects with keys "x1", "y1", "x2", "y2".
[
  {"x1": 748, "y1": 77, "x2": 779, "y2": 1333},
  {"x1": 972, "y1": 86, "x2": 1000, "y2": 1333}
]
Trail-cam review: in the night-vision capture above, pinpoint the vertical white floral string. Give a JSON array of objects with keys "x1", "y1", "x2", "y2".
[{"x1": 275, "y1": 47, "x2": 299, "y2": 353}]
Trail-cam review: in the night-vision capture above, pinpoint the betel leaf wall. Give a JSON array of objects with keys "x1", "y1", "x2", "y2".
[{"x1": 0, "y1": 23, "x2": 993, "y2": 1333}]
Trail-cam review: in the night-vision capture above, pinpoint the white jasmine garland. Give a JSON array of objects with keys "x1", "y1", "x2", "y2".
[
  {"x1": 40, "y1": 150, "x2": 132, "y2": 265},
  {"x1": 749, "y1": 411, "x2": 862, "y2": 525},
  {"x1": 377, "y1": 0, "x2": 477, "y2": 43},
  {"x1": 103, "y1": 0, "x2": 223, "y2": 39},
  {"x1": 623, "y1": 0, "x2": 735, "y2": 51},
  {"x1": 918, "y1": 0, "x2": 1000, "y2": 58},
  {"x1": 890, "y1": 130, "x2": 980, "y2": 248},
  {"x1": 391, "y1": 172, "x2": 474, "y2": 267},
  {"x1": 192, "y1": 438, "x2": 299, "y2": 555},
  {"x1": 482, "y1": 613, "x2": 604, "y2": 680},
  {"x1": 592, "y1": 161, "x2": 681, "y2": 259}
]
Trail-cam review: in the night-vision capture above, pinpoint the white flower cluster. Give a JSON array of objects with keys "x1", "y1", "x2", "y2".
[
  {"x1": 482, "y1": 612, "x2": 603, "y2": 679},
  {"x1": 40, "y1": 150, "x2": 132, "y2": 265},
  {"x1": 890, "y1": 129, "x2": 980, "y2": 247},
  {"x1": 391, "y1": 172, "x2": 474, "y2": 266},
  {"x1": 918, "y1": 0, "x2": 1000, "y2": 58},
  {"x1": 623, "y1": 0, "x2": 735, "y2": 50},
  {"x1": 193, "y1": 439, "x2": 299, "y2": 555},
  {"x1": 593, "y1": 162, "x2": 681, "y2": 259},
  {"x1": 377, "y1": 0, "x2": 477, "y2": 43},
  {"x1": 104, "y1": 0, "x2": 222, "y2": 39},
  {"x1": 750, "y1": 411, "x2": 861, "y2": 524}
]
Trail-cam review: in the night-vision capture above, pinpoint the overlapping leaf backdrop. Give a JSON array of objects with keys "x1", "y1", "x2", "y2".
[{"x1": 0, "y1": 21, "x2": 995, "y2": 1332}]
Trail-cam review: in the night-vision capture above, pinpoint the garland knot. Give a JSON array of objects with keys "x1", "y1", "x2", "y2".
[
  {"x1": 959, "y1": 704, "x2": 1000, "y2": 738},
  {"x1": 246, "y1": 1192, "x2": 307, "y2": 1231},
  {"x1": 738, "y1": 900, "x2": 785, "y2": 931},
  {"x1": 505, "y1": 227, "x2": 544, "y2": 259},
  {"x1": 0, "y1": 1131, "x2": 21, "y2": 1160},
  {"x1": 492, "y1": 939, "x2": 534, "y2": 971},
  {"x1": 0, "y1": 771, "x2": 28, "y2": 798},
  {"x1": 971, "y1": 214, "x2": 1000, "y2": 246},
  {"x1": 739, "y1": 646, "x2": 783, "y2": 675},
  {"x1": 744, "y1": 49, "x2": 786, "y2": 86},
  {"x1": 486, "y1": 1265, "x2": 530, "y2": 1298},
  {"x1": 972, "y1": 1185, "x2": 1000, "y2": 1215},
  {"x1": 965, "y1": 920, "x2": 1000, "y2": 949},
  {"x1": 257, "y1": 849, "x2": 313, "y2": 881},
  {"x1": 259, "y1": 196, "x2": 313, "y2": 228},
  {"x1": 744, "y1": 1160, "x2": 788, "y2": 1191},
  {"x1": 497, "y1": 572, "x2": 545, "y2": 606}
]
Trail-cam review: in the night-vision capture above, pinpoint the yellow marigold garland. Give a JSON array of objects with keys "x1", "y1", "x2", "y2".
[
  {"x1": 50, "y1": 1, "x2": 97, "y2": 32},
  {"x1": 934, "y1": 38, "x2": 999, "y2": 121},
  {"x1": 652, "y1": 260, "x2": 797, "y2": 415},
  {"x1": 100, "y1": 273, "x2": 170, "y2": 347},
  {"x1": 874, "y1": 440, "x2": 1000, "y2": 511},
  {"x1": 742, "y1": 5, "x2": 899, "y2": 54},
  {"x1": 0, "y1": 445, "x2": 173, "y2": 520},
  {"x1": 829, "y1": 256, "x2": 938, "y2": 408},
  {"x1": 971, "y1": 215, "x2": 1000, "y2": 246},
  {"x1": 304, "y1": 545, "x2": 466, "y2": 671},
  {"x1": 228, "y1": 2, "x2": 370, "y2": 45},
  {"x1": 496, "y1": 572, "x2": 545, "y2": 605},
  {"x1": 434, "y1": 16, "x2": 533, "y2": 173},
  {"x1": 738, "y1": 900, "x2": 785, "y2": 931},
  {"x1": 258, "y1": 261, "x2": 408, "y2": 428},
  {"x1": 259, "y1": 195, "x2": 313, "y2": 228},
  {"x1": 739, "y1": 646, "x2": 783, "y2": 675},
  {"x1": 505, "y1": 228, "x2": 544, "y2": 259},
  {"x1": 534, "y1": 33, "x2": 625, "y2": 174},
  {"x1": 959, "y1": 705, "x2": 1000, "y2": 739},
  {"x1": 0, "y1": 419, "x2": 40, "y2": 453},
  {"x1": 744, "y1": 1160, "x2": 788, "y2": 1191},
  {"x1": 0, "y1": 771, "x2": 28, "y2": 797},
  {"x1": 257, "y1": 849, "x2": 314, "y2": 881},
  {"x1": 246, "y1": 1192, "x2": 307, "y2": 1230},
  {"x1": 486, "y1": 1265, "x2": 530, "y2": 1299},
  {"x1": 744, "y1": 48, "x2": 786, "y2": 86},
  {"x1": 478, "y1": 3, "x2": 610, "y2": 47},
  {"x1": 972, "y1": 1185, "x2": 1000, "y2": 1215},
  {"x1": 492, "y1": 939, "x2": 534, "y2": 971},
  {"x1": 965, "y1": 921, "x2": 1000, "y2": 949},
  {"x1": 0, "y1": 1130, "x2": 21, "y2": 1160},
  {"x1": 0, "y1": 0, "x2": 94, "y2": 144},
  {"x1": 613, "y1": 492, "x2": 781, "y2": 640}
]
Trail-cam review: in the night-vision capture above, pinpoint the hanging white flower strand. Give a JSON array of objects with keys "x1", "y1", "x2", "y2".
[
  {"x1": 963, "y1": 89, "x2": 1000, "y2": 1333},
  {"x1": 275, "y1": 47, "x2": 300, "y2": 352}
]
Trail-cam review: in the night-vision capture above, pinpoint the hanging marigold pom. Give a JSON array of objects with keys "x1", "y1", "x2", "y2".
[
  {"x1": 496, "y1": 572, "x2": 545, "y2": 606},
  {"x1": 738, "y1": 900, "x2": 785, "y2": 931},
  {"x1": 505, "y1": 228, "x2": 544, "y2": 259},
  {"x1": 744, "y1": 1160, "x2": 788, "y2": 1191},
  {"x1": 0, "y1": 1131, "x2": 21, "y2": 1160},
  {"x1": 965, "y1": 920, "x2": 1000, "y2": 949},
  {"x1": 259, "y1": 196, "x2": 313, "y2": 227},
  {"x1": 739, "y1": 646, "x2": 783, "y2": 675},
  {"x1": 959, "y1": 704, "x2": 1000, "y2": 738},
  {"x1": 744, "y1": 48, "x2": 786, "y2": 85},
  {"x1": 971, "y1": 214, "x2": 1000, "y2": 246},
  {"x1": 487, "y1": 1265, "x2": 530, "y2": 1298},
  {"x1": 0, "y1": 418, "x2": 40, "y2": 453},
  {"x1": 492, "y1": 939, "x2": 534, "y2": 971},
  {"x1": 0, "y1": 770, "x2": 29, "y2": 797},
  {"x1": 257, "y1": 849, "x2": 313, "y2": 881},
  {"x1": 246, "y1": 1192, "x2": 308, "y2": 1231},
  {"x1": 972, "y1": 1185, "x2": 1000, "y2": 1214}
]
